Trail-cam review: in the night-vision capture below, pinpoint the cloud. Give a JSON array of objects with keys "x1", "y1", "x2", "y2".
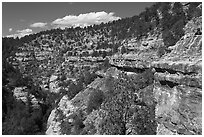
[
  {"x1": 9, "y1": 28, "x2": 13, "y2": 32},
  {"x1": 16, "y1": 28, "x2": 32, "y2": 33},
  {"x1": 7, "y1": 28, "x2": 33, "y2": 38},
  {"x1": 30, "y1": 22, "x2": 47, "y2": 28},
  {"x1": 51, "y1": 11, "x2": 121, "y2": 28}
]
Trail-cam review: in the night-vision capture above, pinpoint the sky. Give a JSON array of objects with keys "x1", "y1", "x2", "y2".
[{"x1": 2, "y1": 2, "x2": 154, "y2": 38}]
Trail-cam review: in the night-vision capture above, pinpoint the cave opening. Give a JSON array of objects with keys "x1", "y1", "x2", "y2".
[
  {"x1": 154, "y1": 67, "x2": 195, "y2": 75},
  {"x1": 111, "y1": 64, "x2": 146, "y2": 73},
  {"x1": 159, "y1": 80, "x2": 179, "y2": 88}
]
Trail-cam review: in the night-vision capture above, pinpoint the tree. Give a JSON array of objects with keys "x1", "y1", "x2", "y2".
[
  {"x1": 68, "y1": 83, "x2": 78, "y2": 99},
  {"x1": 92, "y1": 50, "x2": 99, "y2": 57},
  {"x1": 187, "y1": 2, "x2": 202, "y2": 20},
  {"x1": 83, "y1": 71, "x2": 97, "y2": 86},
  {"x1": 162, "y1": 29, "x2": 176, "y2": 47},
  {"x1": 157, "y1": 45, "x2": 166, "y2": 58},
  {"x1": 172, "y1": 2, "x2": 185, "y2": 21},
  {"x1": 160, "y1": 3, "x2": 172, "y2": 30},
  {"x1": 171, "y1": 19, "x2": 185, "y2": 42},
  {"x1": 87, "y1": 89, "x2": 105, "y2": 114},
  {"x1": 112, "y1": 44, "x2": 119, "y2": 53},
  {"x1": 102, "y1": 57, "x2": 110, "y2": 71},
  {"x1": 102, "y1": 51, "x2": 107, "y2": 58},
  {"x1": 121, "y1": 46, "x2": 127, "y2": 54}
]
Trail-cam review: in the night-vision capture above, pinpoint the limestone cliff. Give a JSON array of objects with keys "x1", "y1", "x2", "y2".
[
  {"x1": 46, "y1": 15, "x2": 202, "y2": 135},
  {"x1": 2, "y1": 2, "x2": 202, "y2": 135}
]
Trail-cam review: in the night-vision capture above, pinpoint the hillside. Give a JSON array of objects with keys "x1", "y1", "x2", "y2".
[{"x1": 2, "y1": 2, "x2": 202, "y2": 135}]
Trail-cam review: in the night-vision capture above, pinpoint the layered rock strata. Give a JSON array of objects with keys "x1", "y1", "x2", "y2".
[{"x1": 46, "y1": 16, "x2": 202, "y2": 135}]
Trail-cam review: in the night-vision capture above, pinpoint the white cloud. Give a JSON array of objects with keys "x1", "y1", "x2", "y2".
[
  {"x1": 51, "y1": 11, "x2": 121, "y2": 28},
  {"x1": 30, "y1": 22, "x2": 47, "y2": 28},
  {"x1": 9, "y1": 28, "x2": 13, "y2": 32},
  {"x1": 7, "y1": 28, "x2": 33, "y2": 38},
  {"x1": 16, "y1": 28, "x2": 32, "y2": 34}
]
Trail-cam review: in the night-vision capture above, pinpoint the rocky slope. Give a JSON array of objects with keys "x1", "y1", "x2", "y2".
[
  {"x1": 46, "y1": 68, "x2": 156, "y2": 135},
  {"x1": 153, "y1": 16, "x2": 202, "y2": 135},
  {"x1": 46, "y1": 16, "x2": 202, "y2": 135},
  {"x1": 2, "y1": 2, "x2": 202, "y2": 135},
  {"x1": 110, "y1": 16, "x2": 202, "y2": 134}
]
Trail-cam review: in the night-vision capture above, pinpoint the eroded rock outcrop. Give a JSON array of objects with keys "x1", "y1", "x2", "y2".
[
  {"x1": 12, "y1": 86, "x2": 41, "y2": 109},
  {"x1": 154, "y1": 72, "x2": 202, "y2": 88},
  {"x1": 46, "y1": 68, "x2": 157, "y2": 135},
  {"x1": 154, "y1": 84, "x2": 202, "y2": 135},
  {"x1": 49, "y1": 75, "x2": 62, "y2": 93},
  {"x1": 106, "y1": 16, "x2": 202, "y2": 135},
  {"x1": 44, "y1": 7, "x2": 202, "y2": 135},
  {"x1": 3, "y1": 2, "x2": 202, "y2": 135}
]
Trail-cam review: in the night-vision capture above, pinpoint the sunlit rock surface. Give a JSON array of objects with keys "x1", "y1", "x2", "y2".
[
  {"x1": 100, "y1": 16, "x2": 202, "y2": 135},
  {"x1": 46, "y1": 68, "x2": 157, "y2": 135},
  {"x1": 154, "y1": 84, "x2": 202, "y2": 135},
  {"x1": 3, "y1": 3, "x2": 202, "y2": 135},
  {"x1": 12, "y1": 86, "x2": 41, "y2": 109}
]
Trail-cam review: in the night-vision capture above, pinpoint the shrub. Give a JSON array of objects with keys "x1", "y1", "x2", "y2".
[
  {"x1": 162, "y1": 30, "x2": 176, "y2": 47},
  {"x1": 112, "y1": 44, "x2": 119, "y2": 53},
  {"x1": 84, "y1": 71, "x2": 97, "y2": 86},
  {"x1": 130, "y1": 106, "x2": 156, "y2": 135},
  {"x1": 102, "y1": 51, "x2": 107, "y2": 58},
  {"x1": 87, "y1": 90, "x2": 105, "y2": 114},
  {"x1": 121, "y1": 46, "x2": 126, "y2": 54},
  {"x1": 67, "y1": 83, "x2": 79, "y2": 99},
  {"x1": 60, "y1": 110, "x2": 85, "y2": 135},
  {"x1": 171, "y1": 19, "x2": 185, "y2": 42},
  {"x1": 187, "y1": 2, "x2": 202, "y2": 20},
  {"x1": 3, "y1": 98, "x2": 44, "y2": 135},
  {"x1": 92, "y1": 50, "x2": 99, "y2": 57},
  {"x1": 67, "y1": 78, "x2": 84, "y2": 99},
  {"x1": 157, "y1": 45, "x2": 166, "y2": 58},
  {"x1": 105, "y1": 74, "x2": 115, "y2": 95},
  {"x1": 103, "y1": 57, "x2": 110, "y2": 70},
  {"x1": 60, "y1": 74, "x2": 66, "y2": 81},
  {"x1": 60, "y1": 120, "x2": 72, "y2": 134}
]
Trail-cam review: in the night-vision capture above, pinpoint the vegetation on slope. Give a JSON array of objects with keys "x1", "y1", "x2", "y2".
[{"x1": 2, "y1": 2, "x2": 201, "y2": 135}]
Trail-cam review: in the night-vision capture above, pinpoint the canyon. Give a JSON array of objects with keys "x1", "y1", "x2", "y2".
[{"x1": 2, "y1": 2, "x2": 202, "y2": 135}]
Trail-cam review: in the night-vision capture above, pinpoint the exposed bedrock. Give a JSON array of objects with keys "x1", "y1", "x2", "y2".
[
  {"x1": 111, "y1": 64, "x2": 146, "y2": 73},
  {"x1": 152, "y1": 60, "x2": 202, "y2": 75},
  {"x1": 46, "y1": 69, "x2": 157, "y2": 135},
  {"x1": 45, "y1": 16, "x2": 202, "y2": 135},
  {"x1": 154, "y1": 84, "x2": 202, "y2": 135},
  {"x1": 108, "y1": 34, "x2": 202, "y2": 135},
  {"x1": 109, "y1": 57, "x2": 202, "y2": 135},
  {"x1": 154, "y1": 72, "x2": 201, "y2": 89},
  {"x1": 46, "y1": 63, "x2": 202, "y2": 135},
  {"x1": 12, "y1": 86, "x2": 41, "y2": 109}
]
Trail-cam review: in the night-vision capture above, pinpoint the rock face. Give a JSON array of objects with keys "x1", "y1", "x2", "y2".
[
  {"x1": 45, "y1": 16, "x2": 202, "y2": 135},
  {"x1": 46, "y1": 68, "x2": 157, "y2": 135},
  {"x1": 152, "y1": 17, "x2": 202, "y2": 89},
  {"x1": 108, "y1": 16, "x2": 202, "y2": 135},
  {"x1": 3, "y1": 2, "x2": 202, "y2": 135},
  {"x1": 154, "y1": 84, "x2": 202, "y2": 135},
  {"x1": 12, "y1": 86, "x2": 41, "y2": 109},
  {"x1": 152, "y1": 17, "x2": 202, "y2": 135},
  {"x1": 154, "y1": 72, "x2": 201, "y2": 88}
]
